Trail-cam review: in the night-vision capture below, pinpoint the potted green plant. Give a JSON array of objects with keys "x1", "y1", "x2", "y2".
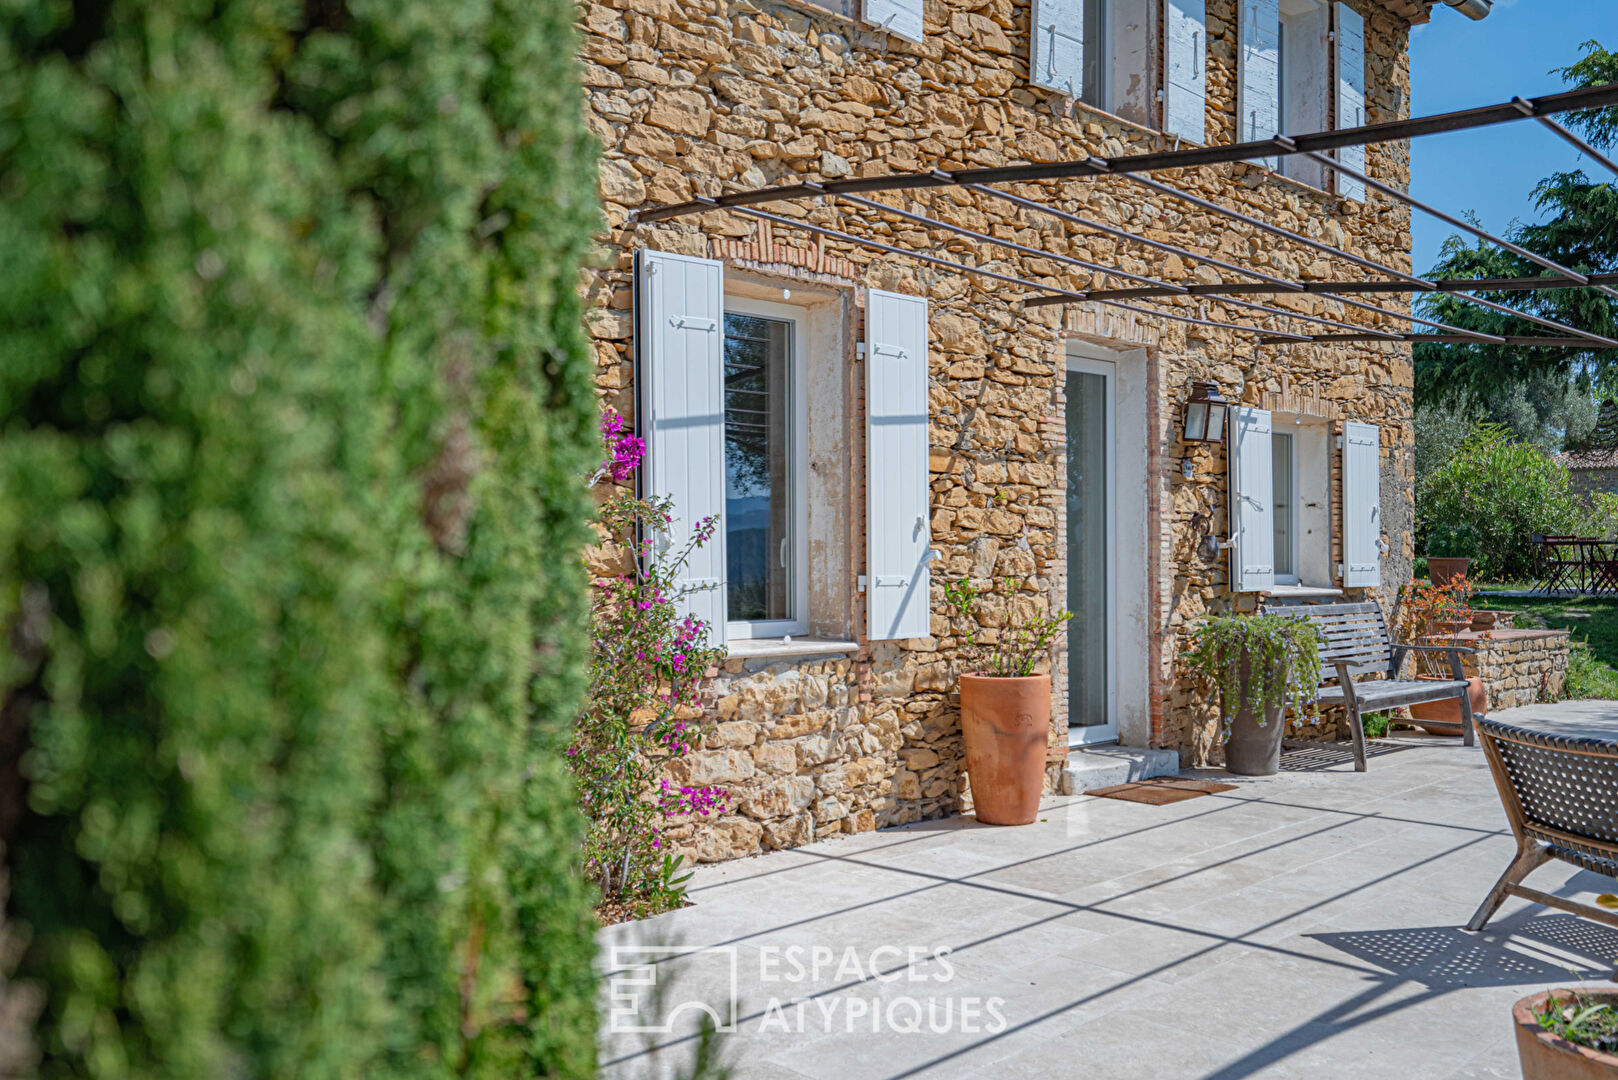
[
  {"x1": 1426, "y1": 522, "x2": 1481, "y2": 585},
  {"x1": 1513, "y1": 987, "x2": 1618, "y2": 1078},
  {"x1": 1184, "y1": 614, "x2": 1321, "y2": 776},
  {"x1": 943, "y1": 577, "x2": 1072, "y2": 826}
]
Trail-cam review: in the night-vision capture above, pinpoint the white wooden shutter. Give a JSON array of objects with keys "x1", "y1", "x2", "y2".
[
  {"x1": 865, "y1": 0, "x2": 924, "y2": 43},
  {"x1": 637, "y1": 250, "x2": 727, "y2": 637},
  {"x1": 1164, "y1": 0, "x2": 1207, "y2": 143},
  {"x1": 1341, "y1": 421, "x2": 1382, "y2": 587},
  {"x1": 1031, "y1": 0, "x2": 1086, "y2": 98},
  {"x1": 866, "y1": 289, "x2": 931, "y2": 641},
  {"x1": 1238, "y1": 0, "x2": 1281, "y2": 169},
  {"x1": 1228, "y1": 406, "x2": 1275, "y2": 593},
  {"x1": 1335, "y1": 3, "x2": 1367, "y2": 202}
]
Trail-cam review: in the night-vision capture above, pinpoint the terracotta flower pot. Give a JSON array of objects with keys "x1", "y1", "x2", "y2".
[
  {"x1": 1223, "y1": 656, "x2": 1288, "y2": 776},
  {"x1": 959, "y1": 673, "x2": 1050, "y2": 826},
  {"x1": 1407, "y1": 675, "x2": 1486, "y2": 735},
  {"x1": 1427, "y1": 556, "x2": 1471, "y2": 585},
  {"x1": 1513, "y1": 988, "x2": 1618, "y2": 1080}
]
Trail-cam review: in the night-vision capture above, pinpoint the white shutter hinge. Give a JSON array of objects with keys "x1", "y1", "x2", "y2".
[
  {"x1": 1335, "y1": 434, "x2": 1344, "y2": 450},
  {"x1": 1337, "y1": 563, "x2": 1346, "y2": 579},
  {"x1": 857, "y1": 574, "x2": 868, "y2": 593},
  {"x1": 856, "y1": 343, "x2": 868, "y2": 359}
]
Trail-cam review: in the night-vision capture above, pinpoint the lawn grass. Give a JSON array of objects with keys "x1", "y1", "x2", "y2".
[{"x1": 1477, "y1": 593, "x2": 1618, "y2": 699}]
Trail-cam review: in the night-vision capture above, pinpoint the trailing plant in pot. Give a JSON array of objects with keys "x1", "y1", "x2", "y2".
[
  {"x1": 1397, "y1": 574, "x2": 1486, "y2": 735},
  {"x1": 1184, "y1": 614, "x2": 1321, "y2": 776},
  {"x1": 1425, "y1": 522, "x2": 1481, "y2": 585},
  {"x1": 944, "y1": 576, "x2": 1072, "y2": 826}
]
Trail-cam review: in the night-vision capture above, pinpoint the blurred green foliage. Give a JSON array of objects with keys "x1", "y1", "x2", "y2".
[
  {"x1": 0, "y1": 0, "x2": 601, "y2": 1076},
  {"x1": 1416, "y1": 425, "x2": 1580, "y2": 581}
]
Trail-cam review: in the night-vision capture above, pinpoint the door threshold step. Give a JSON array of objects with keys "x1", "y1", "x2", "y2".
[{"x1": 1059, "y1": 745, "x2": 1181, "y2": 795}]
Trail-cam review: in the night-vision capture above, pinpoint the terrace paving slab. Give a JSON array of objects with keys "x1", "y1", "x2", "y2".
[{"x1": 597, "y1": 708, "x2": 1618, "y2": 1079}]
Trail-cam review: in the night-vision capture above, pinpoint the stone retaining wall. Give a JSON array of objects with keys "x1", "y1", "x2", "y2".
[{"x1": 1458, "y1": 629, "x2": 1571, "y2": 711}]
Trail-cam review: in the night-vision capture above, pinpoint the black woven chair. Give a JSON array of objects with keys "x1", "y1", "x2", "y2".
[{"x1": 1467, "y1": 716, "x2": 1618, "y2": 932}]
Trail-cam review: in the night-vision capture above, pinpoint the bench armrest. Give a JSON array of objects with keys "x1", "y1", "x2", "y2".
[
  {"x1": 1397, "y1": 644, "x2": 1477, "y2": 657},
  {"x1": 1392, "y1": 643, "x2": 1473, "y2": 682}
]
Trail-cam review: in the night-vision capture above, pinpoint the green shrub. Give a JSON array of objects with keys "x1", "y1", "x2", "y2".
[
  {"x1": 1566, "y1": 642, "x2": 1618, "y2": 699},
  {"x1": 1425, "y1": 522, "x2": 1482, "y2": 560},
  {"x1": 0, "y1": 0, "x2": 600, "y2": 1076},
  {"x1": 1416, "y1": 424, "x2": 1580, "y2": 581}
]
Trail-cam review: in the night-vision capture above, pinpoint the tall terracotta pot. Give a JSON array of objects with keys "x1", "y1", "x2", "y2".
[
  {"x1": 1408, "y1": 674, "x2": 1487, "y2": 735},
  {"x1": 1427, "y1": 556, "x2": 1471, "y2": 585},
  {"x1": 1513, "y1": 989, "x2": 1618, "y2": 1079},
  {"x1": 959, "y1": 674, "x2": 1050, "y2": 826},
  {"x1": 1223, "y1": 656, "x2": 1287, "y2": 777}
]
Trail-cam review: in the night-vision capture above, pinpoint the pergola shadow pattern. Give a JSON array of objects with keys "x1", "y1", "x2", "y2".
[
  {"x1": 634, "y1": 83, "x2": 1618, "y2": 353},
  {"x1": 596, "y1": 736, "x2": 1614, "y2": 1080}
]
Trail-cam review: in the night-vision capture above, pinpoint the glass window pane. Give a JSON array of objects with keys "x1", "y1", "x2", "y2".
[
  {"x1": 1082, "y1": 0, "x2": 1107, "y2": 107},
  {"x1": 723, "y1": 313, "x2": 794, "y2": 624},
  {"x1": 1272, "y1": 432, "x2": 1293, "y2": 578},
  {"x1": 1067, "y1": 370, "x2": 1109, "y2": 729}
]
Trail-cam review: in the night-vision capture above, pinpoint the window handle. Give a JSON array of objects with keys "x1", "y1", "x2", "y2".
[
  {"x1": 1193, "y1": 31, "x2": 1201, "y2": 79},
  {"x1": 779, "y1": 536, "x2": 789, "y2": 569}
]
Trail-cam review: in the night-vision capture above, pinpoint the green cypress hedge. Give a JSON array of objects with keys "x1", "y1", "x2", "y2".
[{"x1": 0, "y1": 0, "x2": 600, "y2": 1075}]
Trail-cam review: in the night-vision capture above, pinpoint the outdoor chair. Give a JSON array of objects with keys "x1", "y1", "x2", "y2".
[
  {"x1": 1467, "y1": 716, "x2": 1618, "y2": 932},
  {"x1": 1261, "y1": 601, "x2": 1476, "y2": 772},
  {"x1": 1536, "y1": 534, "x2": 1583, "y2": 593}
]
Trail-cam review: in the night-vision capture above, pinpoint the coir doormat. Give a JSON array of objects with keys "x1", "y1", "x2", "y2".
[{"x1": 1085, "y1": 777, "x2": 1237, "y2": 805}]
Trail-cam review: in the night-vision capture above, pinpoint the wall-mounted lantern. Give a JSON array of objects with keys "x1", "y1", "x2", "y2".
[{"x1": 1182, "y1": 381, "x2": 1229, "y2": 444}]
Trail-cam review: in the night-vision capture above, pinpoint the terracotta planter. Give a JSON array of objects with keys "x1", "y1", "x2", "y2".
[
  {"x1": 1427, "y1": 556, "x2": 1472, "y2": 585},
  {"x1": 1513, "y1": 988, "x2": 1618, "y2": 1080},
  {"x1": 1407, "y1": 675, "x2": 1486, "y2": 735},
  {"x1": 1223, "y1": 656, "x2": 1288, "y2": 776},
  {"x1": 959, "y1": 673, "x2": 1050, "y2": 826}
]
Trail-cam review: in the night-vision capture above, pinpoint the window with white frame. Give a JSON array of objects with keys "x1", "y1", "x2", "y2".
[
  {"x1": 722, "y1": 300, "x2": 807, "y2": 639},
  {"x1": 1229, "y1": 408, "x2": 1381, "y2": 594},
  {"x1": 1277, "y1": 0, "x2": 1329, "y2": 186},
  {"x1": 635, "y1": 251, "x2": 935, "y2": 647},
  {"x1": 1031, "y1": 0, "x2": 1157, "y2": 128}
]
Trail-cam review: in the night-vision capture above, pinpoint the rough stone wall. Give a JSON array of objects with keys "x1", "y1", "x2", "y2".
[
  {"x1": 1461, "y1": 630, "x2": 1572, "y2": 711},
  {"x1": 581, "y1": 0, "x2": 1418, "y2": 861},
  {"x1": 1569, "y1": 468, "x2": 1618, "y2": 503}
]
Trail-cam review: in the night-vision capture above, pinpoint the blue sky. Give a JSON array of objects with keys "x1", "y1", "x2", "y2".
[{"x1": 1410, "y1": 0, "x2": 1618, "y2": 273}]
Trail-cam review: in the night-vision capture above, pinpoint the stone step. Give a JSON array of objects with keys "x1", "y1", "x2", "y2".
[{"x1": 1058, "y1": 745, "x2": 1182, "y2": 795}]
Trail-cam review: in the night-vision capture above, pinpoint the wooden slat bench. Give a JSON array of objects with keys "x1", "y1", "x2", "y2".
[
  {"x1": 1259, "y1": 601, "x2": 1476, "y2": 772},
  {"x1": 1468, "y1": 715, "x2": 1618, "y2": 932}
]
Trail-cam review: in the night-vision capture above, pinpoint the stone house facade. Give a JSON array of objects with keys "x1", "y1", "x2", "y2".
[
  {"x1": 580, "y1": 0, "x2": 1458, "y2": 862},
  {"x1": 1554, "y1": 449, "x2": 1618, "y2": 503}
]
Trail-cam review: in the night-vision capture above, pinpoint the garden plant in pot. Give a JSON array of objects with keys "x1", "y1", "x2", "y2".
[
  {"x1": 1399, "y1": 574, "x2": 1487, "y2": 735},
  {"x1": 944, "y1": 576, "x2": 1072, "y2": 826},
  {"x1": 1185, "y1": 614, "x2": 1321, "y2": 777},
  {"x1": 1425, "y1": 522, "x2": 1481, "y2": 586},
  {"x1": 1513, "y1": 987, "x2": 1618, "y2": 1079}
]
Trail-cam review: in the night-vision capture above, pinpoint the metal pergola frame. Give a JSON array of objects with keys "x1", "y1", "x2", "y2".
[{"x1": 631, "y1": 82, "x2": 1618, "y2": 349}]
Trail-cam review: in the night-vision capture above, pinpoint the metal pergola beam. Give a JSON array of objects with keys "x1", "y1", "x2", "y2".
[
  {"x1": 834, "y1": 191, "x2": 1408, "y2": 339},
  {"x1": 973, "y1": 180, "x2": 1496, "y2": 340},
  {"x1": 1301, "y1": 148, "x2": 1618, "y2": 299},
  {"x1": 1089, "y1": 172, "x2": 1618, "y2": 347},
  {"x1": 634, "y1": 82, "x2": 1618, "y2": 224},
  {"x1": 726, "y1": 205, "x2": 1310, "y2": 340},
  {"x1": 1260, "y1": 332, "x2": 1609, "y2": 348},
  {"x1": 1061, "y1": 270, "x2": 1618, "y2": 301},
  {"x1": 1513, "y1": 96, "x2": 1618, "y2": 179}
]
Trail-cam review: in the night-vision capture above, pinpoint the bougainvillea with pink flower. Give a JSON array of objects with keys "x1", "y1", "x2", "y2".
[{"x1": 572, "y1": 411, "x2": 728, "y2": 916}]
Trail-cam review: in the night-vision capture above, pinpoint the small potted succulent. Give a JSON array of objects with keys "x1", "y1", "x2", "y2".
[
  {"x1": 1513, "y1": 987, "x2": 1618, "y2": 1078},
  {"x1": 944, "y1": 576, "x2": 1072, "y2": 826},
  {"x1": 1184, "y1": 614, "x2": 1321, "y2": 776},
  {"x1": 1426, "y1": 522, "x2": 1481, "y2": 585}
]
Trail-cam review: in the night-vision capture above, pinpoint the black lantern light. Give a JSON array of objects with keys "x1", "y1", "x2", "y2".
[{"x1": 1182, "y1": 381, "x2": 1229, "y2": 444}]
